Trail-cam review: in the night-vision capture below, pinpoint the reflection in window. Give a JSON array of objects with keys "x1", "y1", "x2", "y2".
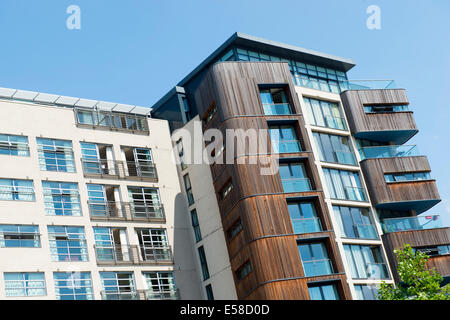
[
  {"x1": 0, "y1": 134, "x2": 29, "y2": 156},
  {"x1": 0, "y1": 225, "x2": 40, "y2": 248},
  {"x1": 323, "y1": 168, "x2": 366, "y2": 201},
  {"x1": 313, "y1": 132, "x2": 356, "y2": 165},
  {"x1": 303, "y1": 98, "x2": 346, "y2": 130},
  {"x1": 37, "y1": 138, "x2": 75, "y2": 172}
]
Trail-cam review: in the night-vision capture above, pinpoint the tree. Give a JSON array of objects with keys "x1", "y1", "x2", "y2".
[{"x1": 377, "y1": 244, "x2": 450, "y2": 300}]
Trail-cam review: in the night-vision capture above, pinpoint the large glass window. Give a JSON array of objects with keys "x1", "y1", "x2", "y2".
[
  {"x1": 308, "y1": 283, "x2": 340, "y2": 300},
  {"x1": 183, "y1": 174, "x2": 194, "y2": 206},
  {"x1": 36, "y1": 138, "x2": 75, "y2": 172},
  {"x1": 4, "y1": 272, "x2": 46, "y2": 297},
  {"x1": 0, "y1": 134, "x2": 29, "y2": 156},
  {"x1": 323, "y1": 168, "x2": 366, "y2": 201},
  {"x1": 144, "y1": 272, "x2": 178, "y2": 299},
  {"x1": 75, "y1": 108, "x2": 148, "y2": 132},
  {"x1": 93, "y1": 227, "x2": 129, "y2": 262},
  {"x1": 198, "y1": 246, "x2": 210, "y2": 281},
  {"x1": 205, "y1": 284, "x2": 214, "y2": 300},
  {"x1": 54, "y1": 272, "x2": 93, "y2": 300},
  {"x1": 176, "y1": 139, "x2": 187, "y2": 170},
  {"x1": 121, "y1": 146, "x2": 156, "y2": 178},
  {"x1": 100, "y1": 272, "x2": 137, "y2": 300},
  {"x1": 313, "y1": 132, "x2": 356, "y2": 165},
  {"x1": 42, "y1": 181, "x2": 81, "y2": 216},
  {"x1": 333, "y1": 206, "x2": 378, "y2": 239},
  {"x1": 269, "y1": 125, "x2": 301, "y2": 153},
  {"x1": 0, "y1": 179, "x2": 35, "y2": 201},
  {"x1": 279, "y1": 162, "x2": 312, "y2": 192},
  {"x1": 136, "y1": 228, "x2": 171, "y2": 262},
  {"x1": 303, "y1": 98, "x2": 346, "y2": 130},
  {"x1": 344, "y1": 244, "x2": 389, "y2": 279},
  {"x1": 48, "y1": 226, "x2": 88, "y2": 262},
  {"x1": 287, "y1": 202, "x2": 322, "y2": 234},
  {"x1": 298, "y1": 242, "x2": 333, "y2": 277},
  {"x1": 385, "y1": 172, "x2": 432, "y2": 183},
  {"x1": 354, "y1": 284, "x2": 379, "y2": 300},
  {"x1": 0, "y1": 225, "x2": 40, "y2": 248},
  {"x1": 127, "y1": 186, "x2": 163, "y2": 219},
  {"x1": 363, "y1": 104, "x2": 409, "y2": 113},
  {"x1": 260, "y1": 88, "x2": 292, "y2": 115},
  {"x1": 191, "y1": 209, "x2": 202, "y2": 243}
]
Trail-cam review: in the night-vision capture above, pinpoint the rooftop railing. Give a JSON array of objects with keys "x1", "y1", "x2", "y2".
[
  {"x1": 383, "y1": 215, "x2": 442, "y2": 233},
  {"x1": 359, "y1": 145, "x2": 419, "y2": 160}
]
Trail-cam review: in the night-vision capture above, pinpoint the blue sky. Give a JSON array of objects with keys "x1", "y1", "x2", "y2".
[{"x1": 0, "y1": 0, "x2": 449, "y2": 226}]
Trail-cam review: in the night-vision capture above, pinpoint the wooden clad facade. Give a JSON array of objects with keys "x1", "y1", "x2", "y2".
[
  {"x1": 191, "y1": 61, "x2": 351, "y2": 300},
  {"x1": 382, "y1": 228, "x2": 450, "y2": 282}
]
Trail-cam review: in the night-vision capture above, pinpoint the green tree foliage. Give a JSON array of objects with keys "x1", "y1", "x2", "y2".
[{"x1": 377, "y1": 244, "x2": 450, "y2": 300}]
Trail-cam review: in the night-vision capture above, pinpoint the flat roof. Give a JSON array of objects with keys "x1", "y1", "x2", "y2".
[
  {"x1": 152, "y1": 32, "x2": 356, "y2": 111},
  {"x1": 0, "y1": 87, "x2": 152, "y2": 116}
]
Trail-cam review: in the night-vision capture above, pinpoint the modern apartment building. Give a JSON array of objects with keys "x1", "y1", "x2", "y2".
[
  {"x1": 152, "y1": 32, "x2": 449, "y2": 300},
  {"x1": 0, "y1": 88, "x2": 202, "y2": 300}
]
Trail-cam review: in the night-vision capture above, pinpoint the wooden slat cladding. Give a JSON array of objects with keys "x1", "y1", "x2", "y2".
[
  {"x1": 340, "y1": 89, "x2": 417, "y2": 134},
  {"x1": 382, "y1": 228, "x2": 450, "y2": 280},
  {"x1": 360, "y1": 156, "x2": 440, "y2": 206},
  {"x1": 190, "y1": 61, "x2": 350, "y2": 300}
]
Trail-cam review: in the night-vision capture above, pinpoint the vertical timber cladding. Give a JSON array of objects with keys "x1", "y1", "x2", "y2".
[{"x1": 191, "y1": 61, "x2": 351, "y2": 300}]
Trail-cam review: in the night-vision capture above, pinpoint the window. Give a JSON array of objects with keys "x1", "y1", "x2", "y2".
[
  {"x1": 279, "y1": 162, "x2": 312, "y2": 192},
  {"x1": 220, "y1": 180, "x2": 233, "y2": 200},
  {"x1": 80, "y1": 142, "x2": 116, "y2": 175},
  {"x1": 36, "y1": 138, "x2": 75, "y2": 172},
  {"x1": 0, "y1": 179, "x2": 35, "y2": 201},
  {"x1": 260, "y1": 87, "x2": 291, "y2": 115},
  {"x1": 354, "y1": 284, "x2": 378, "y2": 300},
  {"x1": 313, "y1": 132, "x2": 356, "y2": 165},
  {"x1": 323, "y1": 168, "x2": 366, "y2": 201},
  {"x1": 269, "y1": 125, "x2": 301, "y2": 153},
  {"x1": 303, "y1": 98, "x2": 346, "y2": 130},
  {"x1": 144, "y1": 272, "x2": 178, "y2": 299},
  {"x1": 0, "y1": 225, "x2": 40, "y2": 248},
  {"x1": 236, "y1": 261, "x2": 253, "y2": 281},
  {"x1": 42, "y1": 181, "x2": 81, "y2": 216},
  {"x1": 93, "y1": 227, "x2": 128, "y2": 261},
  {"x1": 0, "y1": 134, "x2": 29, "y2": 156},
  {"x1": 191, "y1": 209, "x2": 202, "y2": 242},
  {"x1": 121, "y1": 146, "x2": 156, "y2": 178},
  {"x1": 75, "y1": 108, "x2": 148, "y2": 133},
  {"x1": 308, "y1": 283, "x2": 340, "y2": 300},
  {"x1": 128, "y1": 186, "x2": 163, "y2": 219},
  {"x1": 176, "y1": 139, "x2": 187, "y2": 170},
  {"x1": 87, "y1": 184, "x2": 122, "y2": 218},
  {"x1": 363, "y1": 105, "x2": 409, "y2": 113},
  {"x1": 48, "y1": 226, "x2": 88, "y2": 262},
  {"x1": 227, "y1": 219, "x2": 243, "y2": 240},
  {"x1": 287, "y1": 202, "x2": 322, "y2": 234},
  {"x1": 4, "y1": 272, "x2": 46, "y2": 297},
  {"x1": 198, "y1": 246, "x2": 210, "y2": 281},
  {"x1": 183, "y1": 174, "x2": 194, "y2": 206},
  {"x1": 415, "y1": 245, "x2": 450, "y2": 257},
  {"x1": 203, "y1": 102, "x2": 217, "y2": 124},
  {"x1": 298, "y1": 242, "x2": 333, "y2": 277},
  {"x1": 385, "y1": 172, "x2": 432, "y2": 183},
  {"x1": 100, "y1": 272, "x2": 137, "y2": 300},
  {"x1": 333, "y1": 206, "x2": 378, "y2": 239},
  {"x1": 344, "y1": 244, "x2": 389, "y2": 279},
  {"x1": 136, "y1": 228, "x2": 172, "y2": 262},
  {"x1": 54, "y1": 272, "x2": 93, "y2": 300},
  {"x1": 205, "y1": 284, "x2": 214, "y2": 300}
]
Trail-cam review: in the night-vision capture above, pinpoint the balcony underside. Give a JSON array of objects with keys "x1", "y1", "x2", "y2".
[
  {"x1": 376, "y1": 199, "x2": 441, "y2": 214},
  {"x1": 355, "y1": 129, "x2": 418, "y2": 145}
]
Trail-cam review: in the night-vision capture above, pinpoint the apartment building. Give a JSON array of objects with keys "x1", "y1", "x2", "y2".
[
  {"x1": 0, "y1": 88, "x2": 202, "y2": 300},
  {"x1": 152, "y1": 32, "x2": 449, "y2": 300}
]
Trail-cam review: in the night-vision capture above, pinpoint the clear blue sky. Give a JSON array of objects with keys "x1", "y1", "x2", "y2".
[{"x1": 0, "y1": 0, "x2": 449, "y2": 226}]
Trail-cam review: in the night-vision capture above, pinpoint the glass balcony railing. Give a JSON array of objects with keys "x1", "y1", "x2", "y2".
[
  {"x1": 282, "y1": 178, "x2": 312, "y2": 193},
  {"x1": 292, "y1": 76, "x2": 396, "y2": 93},
  {"x1": 303, "y1": 259, "x2": 334, "y2": 277},
  {"x1": 353, "y1": 224, "x2": 378, "y2": 240},
  {"x1": 333, "y1": 150, "x2": 357, "y2": 165},
  {"x1": 366, "y1": 262, "x2": 390, "y2": 279},
  {"x1": 324, "y1": 115, "x2": 347, "y2": 131},
  {"x1": 291, "y1": 217, "x2": 322, "y2": 234},
  {"x1": 342, "y1": 80, "x2": 396, "y2": 91},
  {"x1": 262, "y1": 103, "x2": 292, "y2": 115},
  {"x1": 343, "y1": 186, "x2": 367, "y2": 202},
  {"x1": 271, "y1": 140, "x2": 302, "y2": 153},
  {"x1": 383, "y1": 215, "x2": 442, "y2": 233},
  {"x1": 359, "y1": 145, "x2": 419, "y2": 160}
]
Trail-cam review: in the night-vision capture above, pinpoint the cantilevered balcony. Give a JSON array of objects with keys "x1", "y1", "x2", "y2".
[
  {"x1": 94, "y1": 244, "x2": 173, "y2": 265},
  {"x1": 88, "y1": 201, "x2": 165, "y2": 222},
  {"x1": 359, "y1": 145, "x2": 419, "y2": 160},
  {"x1": 383, "y1": 215, "x2": 442, "y2": 233},
  {"x1": 340, "y1": 89, "x2": 418, "y2": 144}
]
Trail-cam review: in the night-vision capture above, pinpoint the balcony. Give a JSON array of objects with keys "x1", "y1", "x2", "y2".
[
  {"x1": 100, "y1": 289, "x2": 179, "y2": 300},
  {"x1": 262, "y1": 103, "x2": 292, "y2": 115},
  {"x1": 323, "y1": 115, "x2": 347, "y2": 131},
  {"x1": 281, "y1": 178, "x2": 312, "y2": 193},
  {"x1": 332, "y1": 150, "x2": 357, "y2": 165},
  {"x1": 291, "y1": 217, "x2": 322, "y2": 234},
  {"x1": 359, "y1": 145, "x2": 419, "y2": 160},
  {"x1": 88, "y1": 201, "x2": 165, "y2": 222},
  {"x1": 94, "y1": 244, "x2": 173, "y2": 265},
  {"x1": 81, "y1": 158, "x2": 158, "y2": 181},
  {"x1": 293, "y1": 76, "x2": 395, "y2": 94},
  {"x1": 343, "y1": 186, "x2": 367, "y2": 202},
  {"x1": 340, "y1": 89, "x2": 418, "y2": 144},
  {"x1": 302, "y1": 259, "x2": 334, "y2": 277},
  {"x1": 383, "y1": 215, "x2": 442, "y2": 233},
  {"x1": 352, "y1": 224, "x2": 378, "y2": 240},
  {"x1": 271, "y1": 140, "x2": 302, "y2": 153},
  {"x1": 366, "y1": 262, "x2": 390, "y2": 279}
]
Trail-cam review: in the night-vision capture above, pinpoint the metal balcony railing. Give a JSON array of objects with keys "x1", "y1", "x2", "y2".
[
  {"x1": 88, "y1": 201, "x2": 165, "y2": 222},
  {"x1": 262, "y1": 103, "x2": 292, "y2": 115},
  {"x1": 81, "y1": 158, "x2": 158, "y2": 181},
  {"x1": 100, "y1": 290, "x2": 139, "y2": 300},
  {"x1": 359, "y1": 145, "x2": 419, "y2": 160},
  {"x1": 143, "y1": 289, "x2": 180, "y2": 300},
  {"x1": 291, "y1": 217, "x2": 322, "y2": 234},
  {"x1": 0, "y1": 188, "x2": 35, "y2": 201},
  {"x1": 383, "y1": 215, "x2": 442, "y2": 233},
  {"x1": 100, "y1": 289, "x2": 180, "y2": 300},
  {"x1": 94, "y1": 244, "x2": 173, "y2": 265}
]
